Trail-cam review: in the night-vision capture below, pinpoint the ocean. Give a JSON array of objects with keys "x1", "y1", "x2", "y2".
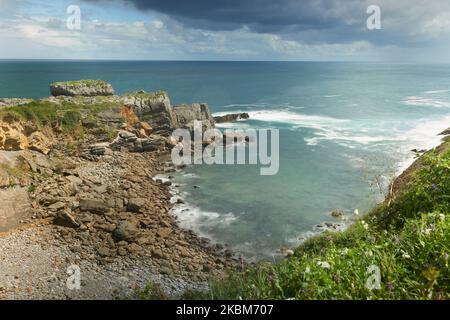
[{"x1": 1, "y1": 60, "x2": 450, "y2": 259}]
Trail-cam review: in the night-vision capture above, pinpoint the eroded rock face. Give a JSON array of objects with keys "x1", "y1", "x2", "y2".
[
  {"x1": 0, "y1": 120, "x2": 53, "y2": 154},
  {"x1": 173, "y1": 103, "x2": 215, "y2": 134},
  {"x1": 122, "y1": 91, "x2": 177, "y2": 132},
  {"x1": 50, "y1": 80, "x2": 115, "y2": 97},
  {"x1": 27, "y1": 131, "x2": 52, "y2": 155}
]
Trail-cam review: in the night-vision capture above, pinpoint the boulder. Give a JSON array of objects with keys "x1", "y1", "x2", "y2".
[
  {"x1": 111, "y1": 130, "x2": 167, "y2": 153},
  {"x1": 27, "y1": 131, "x2": 52, "y2": 155},
  {"x1": 135, "y1": 121, "x2": 153, "y2": 136},
  {"x1": 330, "y1": 209, "x2": 344, "y2": 219},
  {"x1": 0, "y1": 187, "x2": 31, "y2": 232},
  {"x1": 50, "y1": 80, "x2": 114, "y2": 97},
  {"x1": 83, "y1": 142, "x2": 112, "y2": 156},
  {"x1": 140, "y1": 135, "x2": 167, "y2": 152},
  {"x1": 113, "y1": 221, "x2": 139, "y2": 242},
  {"x1": 214, "y1": 113, "x2": 250, "y2": 123},
  {"x1": 127, "y1": 198, "x2": 146, "y2": 213},
  {"x1": 53, "y1": 209, "x2": 80, "y2": 228},
  {"x1": 79, "y1": 199, "x2": 108, "y2": 214}
]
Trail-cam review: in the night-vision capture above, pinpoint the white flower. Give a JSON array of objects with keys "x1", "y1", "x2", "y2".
[
  {"x1": 317, "y1": 261, "x2": 331, "y2": 269},
  {"x1": 354, "y1": 209, "x2": 360, "y2": 215},
  {"x1": 305, "y1": 267, "x2": 311, "y2": 274},
  {"x1": 439, "y1": 213, "x2": 445, "y2": 221},
  {"x1": 402, "y1": 253, "x2": 411, "y2": 259},
  {"x1": 423, "y1": 228, "x2": 432, "y2": 235},
  {"x1": 361, "y1": 220, "x2": 369, "y2": 230}
]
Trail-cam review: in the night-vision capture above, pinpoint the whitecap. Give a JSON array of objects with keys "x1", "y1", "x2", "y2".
[
  {"x1": 425, "y1": 89, "x2": 450, "y2": 94},
  {"x1": 403, "y1": 96, "x2": 450, "y2": 108}
]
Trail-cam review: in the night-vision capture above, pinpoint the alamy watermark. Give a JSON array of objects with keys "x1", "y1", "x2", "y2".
[
  {"x1": 66, "y1": 5, "x2": 81, "y2": 30},
  {"x1": 366, "y1": 264, "x2": 381, "y2": 290},
  {"x1": 66, "y1": 265, "x2": 81, "y2": 290},
  {"x1": 171, "y1": 121, "x2": 279, "y2": 176},
  {"x1": 367, "y1": 5, "x2": 381, "y2": 30}
]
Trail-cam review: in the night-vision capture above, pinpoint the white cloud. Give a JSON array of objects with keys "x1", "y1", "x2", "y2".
[{"x1": 1, "y1": 0, "x2": 449, "y2": 61}]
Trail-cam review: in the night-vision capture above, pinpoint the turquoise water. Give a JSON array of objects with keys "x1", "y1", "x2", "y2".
[{"x1": 2, "y1": 61, "x2": 450, "y2": 259}]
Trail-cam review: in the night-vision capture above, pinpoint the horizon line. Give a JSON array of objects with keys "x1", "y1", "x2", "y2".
[{"x1": 0, "y1": 59, "x2": 448, "y2": 65}]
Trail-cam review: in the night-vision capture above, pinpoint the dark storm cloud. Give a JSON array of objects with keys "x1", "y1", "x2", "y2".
[
  {"x1": 85, "y1": 0, "x2": 366, "y2": 33},
  {"x1": 83, "y1": 0, "x2": 450, "y2": 47}
]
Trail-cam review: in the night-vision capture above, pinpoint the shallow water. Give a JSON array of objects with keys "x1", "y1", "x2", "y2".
[{"x1": 1, "y1": 61, "x2": 450, "y2": 259}]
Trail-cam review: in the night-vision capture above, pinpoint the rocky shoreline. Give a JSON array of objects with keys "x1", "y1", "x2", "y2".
[{"x1": 0, "y1": 80, "x2": 246, "y2": 299}]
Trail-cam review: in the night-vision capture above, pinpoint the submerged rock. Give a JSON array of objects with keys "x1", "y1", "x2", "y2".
[
  {"x1": 50, "y1": 80, "x2": 115, "y2": 97},
  {"x1": 330, "y1": 209, "x2": 344, "y2": 219}
]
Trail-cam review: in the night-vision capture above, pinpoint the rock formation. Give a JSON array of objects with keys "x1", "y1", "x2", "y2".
[
  {"x1": 0, "y1": 98, "x2": 33, "y2": 108},
  {"x1": 214, "y1": 112, "x2": 250, "y2": 123},
  {"x1": 0, "y1": 119, "x2": 53, "y2": 154},
  {"x1": 173, "y1": 103, "x2": 215, "y2": 134},
  {"x1": 50, "y1": 80, "x2": 115, "y2": 97},
  {"x1": 122, "y1": 91, "x2": 177, "y2": 133},
  {"x1": 0, "y1": 80, "x2": 244, "y2": 299}
]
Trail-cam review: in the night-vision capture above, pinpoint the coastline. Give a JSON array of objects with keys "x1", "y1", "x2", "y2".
[
  {"x1": 0, "y1": 82, "x2": 244, "y2": 299},
  {"x1": 161, "y1": 113, "x2": 450, "y2": 262},
  {"x1": 0, "y1": 79, "x2": 449, "y2": 299}
]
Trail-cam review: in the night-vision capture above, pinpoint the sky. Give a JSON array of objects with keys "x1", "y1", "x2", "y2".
[{"x1": 0, "y1": 0, "x2": 449, "y2": 61}]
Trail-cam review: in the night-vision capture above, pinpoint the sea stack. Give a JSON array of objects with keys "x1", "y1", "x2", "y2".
[{"x1": 50, "y1": 80, "x2": 115, "y2": 97}]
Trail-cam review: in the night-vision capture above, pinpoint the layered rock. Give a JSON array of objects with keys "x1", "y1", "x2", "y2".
[
  {"x1": 0, "y1": 120, "x2": 52, "y2": 154},
  {"x1": 173, "y1": 103, "x2": 215, "y2": 134},
  {"x1": 214, "y1": 112, "x2": 249, "y2": 123},
  {"x1": 122, "y1": 91, "x2": 177, "y2": 132},
  {"x1": 50, "y1": 80, "x2": 114, "y2": 97},
  {"x1": 110, "y1": 130, "x2": 167, "y2": 153}
]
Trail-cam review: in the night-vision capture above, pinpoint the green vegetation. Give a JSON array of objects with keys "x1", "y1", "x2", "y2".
[
  {"x1": 61, "y1": 111, "x2": 82, "y2": 130},
  {"x1": 133, "y1": 282, "x2": 168, "y2": 300},
  {"x1": 51, "y1": 80, "x2": 109, "y2": 87},
  {"x1": 0, "y1": 100, "x2": 118, "y2": 127},
  {"x1": 181, "y1": 145, "x2": 450, "y2": 300}
]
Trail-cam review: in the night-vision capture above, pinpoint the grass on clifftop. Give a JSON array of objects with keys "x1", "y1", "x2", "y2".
[
  {"x1": 177, "y1": 145, "x2": 450, "y2": 300},
  {"x1": 50, "y1": 80, "x2": 109, "y2": 87},
  {"x1": 0, "y1": 100, "x2": 117, "y2": 127}
]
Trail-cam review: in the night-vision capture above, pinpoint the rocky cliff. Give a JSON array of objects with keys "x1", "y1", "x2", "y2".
[
  {"x1": 0, "y1": 80, "x2": 241, "y2": 299},
  {"x1": 50, "y1": 80, "x2": 115, "y2": 97},
  {"x1": 173, "y1": 103, "x2": 215, "y2": 134}
]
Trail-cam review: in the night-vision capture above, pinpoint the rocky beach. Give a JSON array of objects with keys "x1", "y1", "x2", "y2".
[{"x1": 0, "y1": 80, "x2": 244, "y2": 299}]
